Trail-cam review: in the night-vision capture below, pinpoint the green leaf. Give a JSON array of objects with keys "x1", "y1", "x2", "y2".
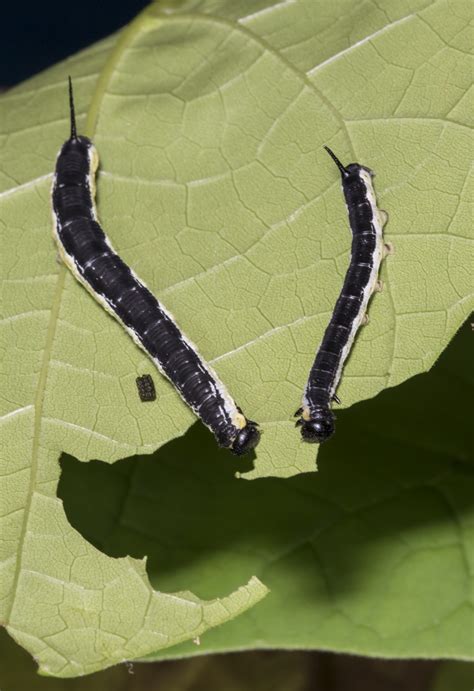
[
  {"x1": 1, "y1": 15, "x2": 271, "y2": 679},
  {"x1": 431, "y1": 662, "x2": 474, "y2": 691},
  {"x1": 431, "y1": 661, "x2": 474, "y2": 691},
  {"x1": 59, "y1": 317, "x2": 474, "y2": 663},
  {"x1": 1, "y1": 0, "x2": 472, "y2": 678}
]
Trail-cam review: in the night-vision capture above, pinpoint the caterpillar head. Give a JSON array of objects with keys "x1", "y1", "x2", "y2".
[
  {"x1": 231, "y1": 422, "x2": 260, "y2": 456},
  {"x1": 296, "y1": 407, "x2": 335, "y2": 443}
]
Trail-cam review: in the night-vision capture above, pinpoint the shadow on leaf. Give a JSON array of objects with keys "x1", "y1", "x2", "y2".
[{"x1": 58, "y1": 320, "x2": 473, "y2": 607}]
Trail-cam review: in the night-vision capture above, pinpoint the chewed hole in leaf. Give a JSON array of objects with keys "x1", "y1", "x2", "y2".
[{"x1": 58, "y1": 423, "x2": 265, "y2": 599}]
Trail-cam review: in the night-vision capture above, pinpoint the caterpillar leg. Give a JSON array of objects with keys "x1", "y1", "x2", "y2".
[{"x1": 383, "y1": 241, "x2": 394, "y2": 257}]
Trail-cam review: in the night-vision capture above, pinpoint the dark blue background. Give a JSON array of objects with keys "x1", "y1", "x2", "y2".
[{"x1": 4, "y1": 0, "x2": 149, "y2": 87}]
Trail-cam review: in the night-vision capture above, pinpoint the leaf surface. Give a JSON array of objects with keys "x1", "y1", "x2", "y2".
[
  {"x1": 59, "y1": 318, "x2": 474, "y2": 663},
  {"x1": 1, "y1": 0, "x2": 472, "y2": 677}
]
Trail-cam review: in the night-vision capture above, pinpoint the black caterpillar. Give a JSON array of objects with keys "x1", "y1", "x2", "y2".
[
  {"x1": 296, "y1": 146, "x2": 389, "y2": 444},
  {"x1": 52, "y1": 79, "x2": 260, "y2": 455}
]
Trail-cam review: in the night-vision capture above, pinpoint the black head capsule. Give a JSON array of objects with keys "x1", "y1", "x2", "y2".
[
  {"x1": 296, "y1": 406, "x2": 335, "y2": 444},
  {"x1": 231, "y1": 422, "x2": 261, "y2": 456}
]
